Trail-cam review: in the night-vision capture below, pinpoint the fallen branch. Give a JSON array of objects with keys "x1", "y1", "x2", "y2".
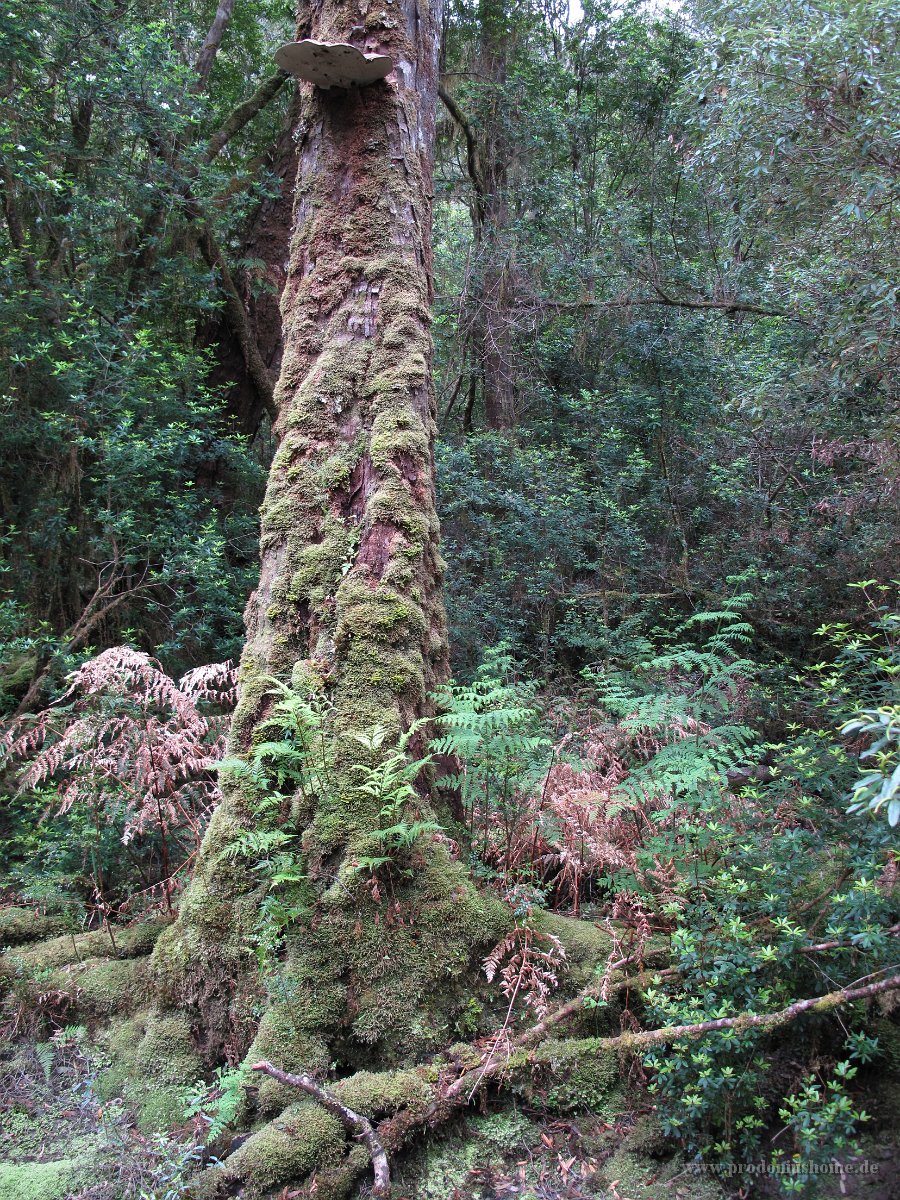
[
  {"x1": 600, "y1": 971, "x2": 900, "y2": 1051},
  {"x1": 433, "y1": 968, "x2": 900, "y2": 1116},
  {"x1": 244, "y1": 970, "x2": 900, "y2": 1197},
  {"x1": 250, "y1": 1061, "x2": 391, "y2": 1198}
]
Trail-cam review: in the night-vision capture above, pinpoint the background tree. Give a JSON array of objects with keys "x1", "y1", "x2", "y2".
[{"x1": 0, "y1": 0, "x2": 294, "y2": 712}]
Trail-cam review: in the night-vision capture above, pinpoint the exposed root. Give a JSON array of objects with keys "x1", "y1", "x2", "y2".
[
  {"x1": 241, "y1": 971, "x2": 900, "y2": 1196},
  {"x1": 251, "y1": 1060, "x2": 391, "y2": 1198}
]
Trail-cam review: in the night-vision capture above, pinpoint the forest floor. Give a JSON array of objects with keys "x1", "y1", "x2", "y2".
[{"x1": 2, "y1": 1013, "x2": 899, "y2": 1200}]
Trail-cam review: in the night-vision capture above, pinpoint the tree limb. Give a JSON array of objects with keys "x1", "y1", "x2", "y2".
[
  {"x1": 193, "y1": 0, "x2": 237, "y2": 93},
  {"x1": 534, "y1": 294, "x2": 786, "y2": 318},
  {"x1": 195, "y1": 222, "x2": 278, "y2": 422},
  {"x1": 438, "y1": 84, "x2": 485, "y2": 221},
  {"x1": 250, "y1": 1061, "x2": 391, "y2": 1198},
  {"x1": 0, "y1": 169, "x2": 44, "y2": 292},
  {"x1": 204, "y1": 71, "x2": 290, "y2": 164}
]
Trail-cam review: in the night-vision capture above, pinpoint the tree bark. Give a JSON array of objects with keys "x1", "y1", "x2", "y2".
[
  {"x1": 151, "y1": 5, "x2": 506, "y2": 1185},
  {"x1": 441, "y1": 0, "x2": 518, "y2": 430}
]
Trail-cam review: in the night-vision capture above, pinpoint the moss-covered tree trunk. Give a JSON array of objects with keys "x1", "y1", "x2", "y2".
[{"x1": 151, "y1": 0, "x2": 506, "y2": 1151}]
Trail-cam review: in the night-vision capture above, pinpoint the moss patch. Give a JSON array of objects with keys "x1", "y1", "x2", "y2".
[
  {"x1": 0, "y1": 1161, "x2": 80, "y2": 1200},
  {"x1": 95, "y1": 1010, "x2": 203, "y2": 1132},
  {"x1": 528, "y1": 1036, "x2": 624, "y2": 1115},
  {"x1": 198, "y1": 1101, "x2": 346, "y2": 1198},
  {"x1": 3, "y1": 919, "x2": 168, "y2": 973},
  {"x1": 0, "y1": 907, "x2": 68, "y2": 948},
  {"x1": 596, "y1": 1146, "x2": 728, "y2": 1199}
]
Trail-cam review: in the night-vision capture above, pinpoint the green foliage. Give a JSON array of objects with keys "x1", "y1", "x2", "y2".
[
  {"x1": 773, "y1": 1057, "x2": 870, "y2": 1193},
  {"x1": 435, "y1": 0, "x2": 899, "y2": 681},
  {"x1": 844, "y1": 705, "x2": 900, "y2": 826},
  {"x1": 0, "y1": 0, "x2": 296, "y2": 708},
  {"x1": 349, "y1": 722, "x2": 443, "y2": 880},
  {"x1": 612, "y1": 596, "x2": 898, "y2": 1172},
  {"x1": 430, "y1": 596, "x2": 898, "y2": 1175},
  {"x1": 185, "y1": 1064, "x2": 249, "y2": 1144}
]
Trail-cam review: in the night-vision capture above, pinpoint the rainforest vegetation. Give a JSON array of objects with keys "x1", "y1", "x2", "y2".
[{"x1": 0, "y1": 0, "x2": 898, "y2": 1197}]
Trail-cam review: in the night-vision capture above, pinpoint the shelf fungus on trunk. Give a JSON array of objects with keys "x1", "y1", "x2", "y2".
[{"x1": 274, "y1": 38, "x2": 393, "y2": 88}]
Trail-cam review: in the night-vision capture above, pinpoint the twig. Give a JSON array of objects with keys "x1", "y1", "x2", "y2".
[{"x1": 250, "y1": 1061, "x2": 391, "y2": 1198}]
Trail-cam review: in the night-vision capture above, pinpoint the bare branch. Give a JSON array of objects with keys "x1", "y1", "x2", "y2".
[{"x1": 250, "y1": 1061, "x2": 391, "y2": 1198}]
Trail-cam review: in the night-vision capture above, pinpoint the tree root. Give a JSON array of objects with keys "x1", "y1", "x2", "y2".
[
  {"x1": 245, "y1": 971, "x2": 900, "y2": 1196},
  {"x1": 251, "y1": 1061, "x2": 391, "y2": 1199}
]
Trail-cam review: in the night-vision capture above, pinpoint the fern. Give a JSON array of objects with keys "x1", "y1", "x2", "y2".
[
  {"x1": 34, "y1": 1040, "x2": 55, "y2": 1083},
  {"x1": 432, "y1": 645, "x2": 552, "y2": 834},
  {"x1": 186, "y1": 1064, "x2": 248, "y2": 1141},
  {"x1": 217, "y1": 678, "x2": 332, "y2": 959},
  {"x1": 349, "y1": 721, "x2": 442, "y2": 879},
  {"x1": 1, "y1": 647, "x2": 237, "y2": 918},
  {"x1": 586, "y1": 588, "x2": 762, "y2": 811}
]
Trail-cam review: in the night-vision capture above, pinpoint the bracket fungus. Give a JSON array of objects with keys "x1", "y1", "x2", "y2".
[{"x1": 274, "y1": 39, "x2": 393, "y2": 89}]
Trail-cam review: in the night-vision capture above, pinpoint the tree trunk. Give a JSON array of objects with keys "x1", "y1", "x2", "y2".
[
  {"x1": 474, "y1": 0, "x2": 517, "y2": 430},
  {"x1": 442, "y1": 0, "x2": 518, "y2": 430},
  {"x1": 150, "y1": 1, "x2": 506, "y2": 1187}
]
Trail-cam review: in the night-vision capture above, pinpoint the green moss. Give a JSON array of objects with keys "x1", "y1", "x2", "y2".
[
  {"x1": 2, "y1": 918, "x2": 168, "y2": 974},
  {"x1": 133, "y1": 1086, "x2": 190, "y2": 1133},
  {"x1": 0, "y1": 907, "x2": 68, "y2": 947},
  {"x1": 96, "y1": 1011, "x2": 203, "y2": 1132},
  {"x1": 332, "y1": 1066, "x2": 431, "y2": 1117},
  {"x1": 392, "y1": 1110, "x2": 535, "y2": 1200},
  {"x1": 150, "y1": 804, "x2": 265, "y2": 999},
  {"x1": 530, "y1": 910, "x2": 614, "y2": 977},
  {"x1": 367, "y1": 480, "x2": 430, "y2": 540},
  {"x1": 324, "y1": 853, "x2": 507, "y2": 1062},
  {"x1": 206, "y1": 1101, "x2": 346, "y2": 1196},
  {"x1": 0, "y1": 1161, "x2": 79, "y2": 1200},
  {"x1": 473, "y1": 1109, "x2": 535, "y2": 1149},
  {"x1": 287, "y1": 517, "x2": 351, "y2": 608},
  {"x1": 40, "y1": 955, "x2": 146, "y2": 1017},
  {"x1": 596, "y1": 1147, "x2": 727, "y2": 1199},
  {"x1": 370, "y1": 409, "x2": 430, "y2": 473},
  {"x1": 398, "y1": 1126, "x2": 483, "y2": 1200},
  {"x1": 523, "y1": 1036, "x2": 623, "y2": 1114},
  {"x1": 623, "y1": 1113, "x2": 669, "y2": 1157},
  {"x1": 335, "y1": 578, "x2": 427, "y2": 646},
  {"x1": 242, "y1": 1000, "x2": 335, "y2": 1114}
]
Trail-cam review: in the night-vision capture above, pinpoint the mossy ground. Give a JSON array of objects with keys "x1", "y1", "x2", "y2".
[
  {"x1": 390, "y1": 1104, "x2": 726, "y2": 1200},
  {"x1": 0, "y1": 1032, "x2": 203, "y2": 1200}
]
